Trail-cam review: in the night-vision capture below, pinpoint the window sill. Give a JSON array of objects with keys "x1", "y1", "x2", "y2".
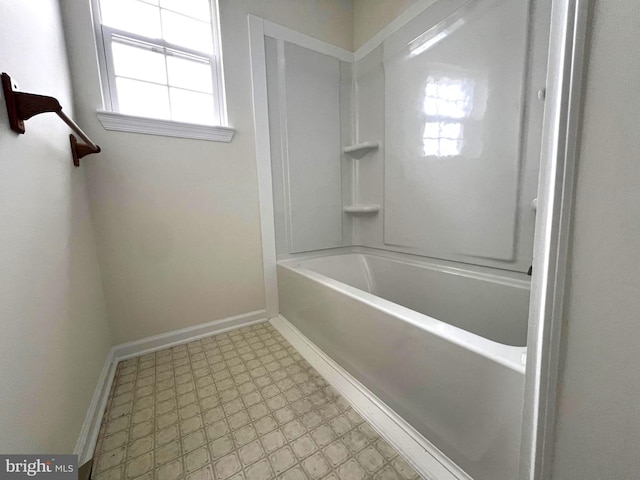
[{"x1": 96, "y1": 110, "x2": 235, "y2": 142}]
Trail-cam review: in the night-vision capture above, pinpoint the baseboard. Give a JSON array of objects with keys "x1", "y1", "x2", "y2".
[
  {"x1": 112, "y1": 309, "x2": 268, "y2": 360},
  {"x1": 75, "y1": 309, "x2": 269, "y2": 466},
  {"x1": 270, "y1": 315, "x2": 471, "y2": 480},
  {"x1": 74, "y1": 348, "x2": 117, "y2": 465}
]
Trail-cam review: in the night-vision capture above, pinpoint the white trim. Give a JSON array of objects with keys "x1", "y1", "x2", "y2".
[
  {"x1": 248, "y1": 15, "x2": 280, "y2": 318},
  {"x1": 211, "y1": 0, "x2": 229, "y2": 124},
  {"x1": 262, "y1": 20, "x2": 353, "y2": 62},
  {"x1": 112, "y1": 310, "x2": 267, "y2": 360},
  {"x1": 74, "y1": 310, "x2": 269, "y2": 463},
  {"x1": 354, "y1": 0, "x2": 444, "y2": 61},
  {"x1": 74, "y1": 349, "x2": 117, "y2": 466},
  {"x1": 96, "y1": 110, "x2": 235, "y2": 142},
  {"x1": 271, "y1": 315, "x2": 472, "y2": 480},
  {"x1": 519, "y1": 1, "x2": 588, "y2": 479},
  {"x1": 90, "y1": 0, "x2": 113, "y2": 110}
]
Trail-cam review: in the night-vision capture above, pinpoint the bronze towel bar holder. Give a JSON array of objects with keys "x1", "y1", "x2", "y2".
[{"x1": 2, "y1": 72, "x2": 101, "y2": 167}]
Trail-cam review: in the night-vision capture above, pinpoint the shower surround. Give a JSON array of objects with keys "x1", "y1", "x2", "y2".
[{"x1": 250, "y1": 0, "x2": 551, "y2": 478}]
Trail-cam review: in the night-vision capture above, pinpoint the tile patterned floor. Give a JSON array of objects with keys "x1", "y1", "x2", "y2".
[{"x1": 92, "y1": 322, "x2": 423, "y2": 480}]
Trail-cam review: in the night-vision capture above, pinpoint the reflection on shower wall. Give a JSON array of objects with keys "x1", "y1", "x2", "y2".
[
  {"x1": 354, "y1": 0, "x2": 546, "y2": 272},
  {"x1": 266, "y1": 37, "x2": 352, "y2": 254}
]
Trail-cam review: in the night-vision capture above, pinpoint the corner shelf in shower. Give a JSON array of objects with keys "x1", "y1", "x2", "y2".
[
  {"x1": 343, "y1": 204, "x2": 380, "y2": 215},
  {"x1": 343, "y1": 142, "x2": 380, "y2": 158}
]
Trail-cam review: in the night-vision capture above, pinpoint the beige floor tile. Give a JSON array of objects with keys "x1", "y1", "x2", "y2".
[
  {"x1": 93, "y1": 465, "x2": 124, "y2": 480},
  {"x1": 291, "y1": 435, "x2": 318, "y2": 460},
  {"x1": 301, "y1": 452, "x2": 330, "y2": 479},
  {"x1": 156, "y1": 424, "x2": 179, "y2": 446},
  {"x1": 374, "y1": 466, "x2": 402, "y2": 480},
  {"x1": 209, "y1": 434, "x2": 235, "y2": 459},
  {"x1": 186, "y1": 465, "x2": 214, "y2": 480},
  {"x1": 182, "y1": 429, "x2": 206, "y2": 453},
  {"x1": 280, "y1": 465, "x2": 308, "y2": 480},
  {"x1": 337, "y1": 459, "x2": 367, "y2": 480},
  {"x1": 261, "y1": 429, "x2": 286, "y2": 454},
  {"x1": 95, "y1": 447, "x2": 126, "y2": 474},
  {"x1": 156, "y1": 458, "x2": 183, "y2": 480},
  {"x1": 155, "y1": 440, "x2": 181, "y2": 466},
  {"x1": 125, "y1": 452, "x2": 153, "y2": 479},
  {"x1": 310, "y1": 425, "x2": 335, "y2": 448},
  {"x1": 391, "y1": 458, "x2": 420, "y2": 480},
  {"x1": 357, "y1": 447, "x2": 385, "y2": 474},
  {"x1": 233, "y1": 424, "x2": 258, "y2": 447},
  {"x1": 245, "y1": 458, "x2": 273, "y2": 480},
  {"x1": 324, "y1": 441, "x2": 350, "y2": 468},
  {"x1": 184, "y1": 447, "x2": 209, "y2": 473},
  {"x1": 126, "y1": 435, "x2": 153, "y2": 460},
  {"x1": 206, "y1": 419, "x2": 230, "y2": 442},
  {"x1": 267, "y1": 446, "x2": 295, "y2": 475},
  {"x1": 215, "y1": 453, "x2": 242, "y2": 479},
  {"x1": 101, "y1": 431, "x2": 128, "y2": 453}
]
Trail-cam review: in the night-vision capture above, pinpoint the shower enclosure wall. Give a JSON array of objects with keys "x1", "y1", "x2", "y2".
[{"x1": 255, "y1": 1, "x2": 551, "y2": 478}]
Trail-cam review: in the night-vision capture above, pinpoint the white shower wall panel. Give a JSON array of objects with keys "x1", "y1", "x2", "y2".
[
  {"x1": 266, "y1": 37, "x2": 289, "y2": 255},
  {"x1": 351, "y1": 0, "x2": 549, "y2": 273},
  {"x1": 266, "y1": 38, "x2": 344, "y2": 254},
  {"x1": 383, "y1": 0, "x2": 528, "y2": 261}
]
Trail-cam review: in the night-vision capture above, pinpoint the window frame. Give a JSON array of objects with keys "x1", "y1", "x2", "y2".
[{"x1": 90, "y1": 0, "x2": 233, "y2": 141}]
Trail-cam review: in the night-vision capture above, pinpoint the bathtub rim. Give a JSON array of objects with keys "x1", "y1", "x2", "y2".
[
  {"x1": 279, "y1": 245, "x2": 533, "y2": 284},
  {"x1": 279, "y1": 246, "x2": 532, "y2": 290},
  {"x1": 277, "y1": 251, "x2": 527, "y2": 374}
]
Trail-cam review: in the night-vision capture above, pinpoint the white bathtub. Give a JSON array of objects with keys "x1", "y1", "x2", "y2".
[{"x1": 277, "y1": 250, "x2": 529, "y2": 480}]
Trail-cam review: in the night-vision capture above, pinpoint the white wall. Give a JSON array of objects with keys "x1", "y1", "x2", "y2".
[
  {"x1": 551, "y1": 1, "x2": 640, "y2": 478},
  {"x1": 0, "y1": 0, "x2": 112, "y2": 453},
  {"x1": 59, "y1": 0, "x2": 353, "y2": 344},
  {"x1": 237, "y1": 0, "x2": 353, "y2": 51},
  {"x1": 353, "y1": 0, "x2": 428, "y2": 49}
]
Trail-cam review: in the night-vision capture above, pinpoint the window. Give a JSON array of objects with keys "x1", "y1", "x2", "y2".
[{"x1": 93, "y1": 0, "x2": 233, "y2": 140}]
